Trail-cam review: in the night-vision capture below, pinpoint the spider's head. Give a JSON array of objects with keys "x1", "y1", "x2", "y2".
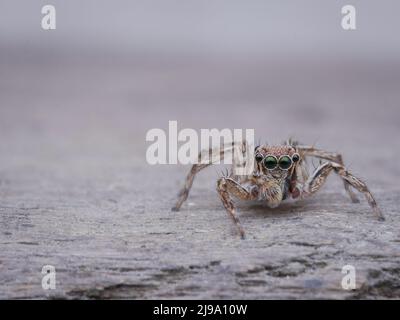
[{"x1": 254, "y1": 145, "x2": 300, "y2": 207}]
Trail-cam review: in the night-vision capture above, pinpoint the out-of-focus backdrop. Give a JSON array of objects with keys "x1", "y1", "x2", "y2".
[{"x1": 0, "y1": 1, "x2": 399, "y2": 299}]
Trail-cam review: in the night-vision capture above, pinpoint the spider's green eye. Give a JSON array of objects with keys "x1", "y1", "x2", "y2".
[
  {"x1": 264, "y1": 156, "x2": 278, "y2": 170},
  {"x1": 279, "y1": 155, "x2": 292, "y2": 170},
  {"x1": 255, "y1": 154, "x2": 263, "y2": 162}
]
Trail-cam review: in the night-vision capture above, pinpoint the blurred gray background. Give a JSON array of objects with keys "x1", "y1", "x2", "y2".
[
  {"x1": 2, "y1": 0, "x2": 400, "y2": 56},
  {"x1": 0, "y1": 1, "x2": 399, "y2": 299}
]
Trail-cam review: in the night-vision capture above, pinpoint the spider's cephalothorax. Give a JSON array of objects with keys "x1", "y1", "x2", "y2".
[
  {"x1": 252, "y1": 145, "x2": 301, "y2": 208},
  {"x1": 172, "y1": 140, "x2": 384, "y2": 239}
]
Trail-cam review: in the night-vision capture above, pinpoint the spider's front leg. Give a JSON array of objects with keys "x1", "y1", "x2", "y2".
[
  {"x1": 172, "y1": 140, "x2": 249, "y2": 211},
  {"x1": 304, "y1": 161, "x2": 384, "y2": 221},
  {"x1": 216, "y1": 177, "x2": 256, "y2": 239},
  {"x1": 297, "y1": 146, "x2": 359, "y2": 203}
]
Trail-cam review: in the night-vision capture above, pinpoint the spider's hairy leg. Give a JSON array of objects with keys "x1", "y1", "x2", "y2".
[
  {"x1": 230, "y1": 140, "x2": 252, "y2": 182},
  {"x1": 172, "y1": 163, "x2": 212, "y2": 211},
  {"x1": 297, "y1": 146, "x2": 359, "y2": 203},
  {"x1": 172, "y1": 141, "x2": 244, "y2": 211},
  {"x1": 304, "y1": 161, "x2": 385, "y2": 221},
  {"x1": 216, "y1": 177, "x2": 254, "y2": 239}
]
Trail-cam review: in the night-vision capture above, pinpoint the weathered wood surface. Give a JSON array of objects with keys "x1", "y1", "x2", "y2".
[{"x1": 0, "y1": 53, "x2": 399, "y2": 299}]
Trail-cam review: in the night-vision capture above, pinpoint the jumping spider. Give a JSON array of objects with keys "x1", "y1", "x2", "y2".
[{"x1": 172, "y1": 139, "x2": 384, "y2": 238}]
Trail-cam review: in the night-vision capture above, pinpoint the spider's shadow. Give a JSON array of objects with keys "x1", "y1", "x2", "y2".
[{"x1": 236, "y1": 199, "x2": 314, "y2": 220}]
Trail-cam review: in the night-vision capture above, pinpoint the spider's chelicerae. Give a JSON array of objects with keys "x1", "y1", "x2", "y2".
[{"x1": 172, "y1": 139, "x2": 384, "y2": 238}]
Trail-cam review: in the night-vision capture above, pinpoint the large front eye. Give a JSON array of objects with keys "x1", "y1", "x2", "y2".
[
  {"x1": 278, "y1": 155, "x2": 292, "y2": 170},
  {"x1": 264, "y1": 156, "x2": 278, "y2": 170}
]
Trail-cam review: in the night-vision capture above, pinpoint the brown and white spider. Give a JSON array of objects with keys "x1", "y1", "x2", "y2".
[{"x1": 172, "y1": 139, "x2": 384, "y2": 239}]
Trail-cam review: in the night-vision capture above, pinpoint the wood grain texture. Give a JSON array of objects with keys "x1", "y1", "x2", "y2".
[{"x1": 0, "y1": 53, "x2": 399, "y2": 299}]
